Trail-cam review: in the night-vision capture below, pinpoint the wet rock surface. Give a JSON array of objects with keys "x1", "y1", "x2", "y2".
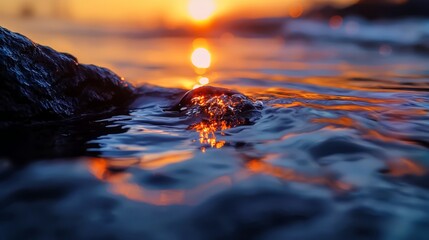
[
  {"x1": 172, "y1": 86, "x2": 263, "y2": 129},
  {"x1": 0, "y1": 27, "x2": 135, "y2": 126}
]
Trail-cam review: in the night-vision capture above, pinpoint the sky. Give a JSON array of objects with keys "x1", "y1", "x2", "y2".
[{"x1": 0, "y1": 0, "x2": 357, "y2": 26}]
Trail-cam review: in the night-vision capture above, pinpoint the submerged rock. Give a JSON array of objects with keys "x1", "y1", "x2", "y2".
[
  {"x1": 0, "y1": 27, "x2": 135, "y2": 125},
  {"x1": 172, "y1": 86, "x2": 262, "y2": 129}
]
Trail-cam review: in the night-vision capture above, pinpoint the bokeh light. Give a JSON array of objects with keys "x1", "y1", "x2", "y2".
[
  {"x1": 191, "y1": 47, "x2": 212, "y2": 69},
  {"x1": 198, "y1": 76, "x2": 210, "y2": 85}
]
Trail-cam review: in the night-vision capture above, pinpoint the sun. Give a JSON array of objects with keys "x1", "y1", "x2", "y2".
[{"x1": 188, "y1": 0, "x2": 216, "y2": 22}]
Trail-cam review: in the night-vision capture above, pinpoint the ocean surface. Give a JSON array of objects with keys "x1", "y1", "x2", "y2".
[{"x1": 1, "y1": 17, "x2": 429, "y2": 239}]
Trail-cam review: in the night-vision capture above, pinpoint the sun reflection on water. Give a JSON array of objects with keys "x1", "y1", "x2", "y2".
[
  {"x1": 198, "y1": 76, "x2": 210, "y2": 85},
  {"x1": 191, "y1": 47, "x2": 211, "y2": 69},
  {"x1": 190, "y1": 39, "x2": 213, "y2": 89}
]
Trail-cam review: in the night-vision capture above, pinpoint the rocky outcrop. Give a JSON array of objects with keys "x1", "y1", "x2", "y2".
[{"x1": 0, "y1": 27, "x2": 136, "y2": 125}]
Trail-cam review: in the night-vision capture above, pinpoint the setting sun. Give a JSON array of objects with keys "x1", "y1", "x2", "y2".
[{"x1": 188, "y1": 0, "x2": 216, "y2": 21}]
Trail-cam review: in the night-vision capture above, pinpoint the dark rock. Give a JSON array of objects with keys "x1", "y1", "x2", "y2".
[{"x1": 0, "y1": 27, "x2": 136, "y2": 125}]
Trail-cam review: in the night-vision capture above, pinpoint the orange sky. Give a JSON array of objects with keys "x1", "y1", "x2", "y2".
[{"x1": 0, "y1": 0, "x2": 356, "y2": 26}]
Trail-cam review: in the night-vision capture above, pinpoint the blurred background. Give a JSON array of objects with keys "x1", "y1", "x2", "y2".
[
  {"x1": 1, "y1": 0, "x2": 428, "y2": 90},
  {"x1": 0, "y1": 0, "x2": 353, "y2": 26}
]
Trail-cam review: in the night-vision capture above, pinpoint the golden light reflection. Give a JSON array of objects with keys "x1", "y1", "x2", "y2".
[
  {"x1": 265, "y1": 88, "x2": 425, "y2": 122},
  {"x1": 138, "y1": 151, "x2": 194, "y2": 170},
  {"x1": 87, "y1": 158, "x2": 236, "y2": 205},
  {"x1": 188, "y1": 0, "x2": 216, "y2": 22},
  {"x1": 245, "y1": 159, "x2": 353, "y2": 192},
  {"x1": 191, "y1": 47, "x2": 212, "y2": 69},
  {"x1": 185, "y1": 95, "x2": 233, "y2": 151},
  {"x1": 266, "y1": 88, "x2": 402, "y2": 104},
  {"x1": 193, "y1": 76, "x2": 211, "y2": 89},
  {"x1": 190, "y1": 38, "x2": 212, "y2": 89},
  {"x1": 312, "y1": 116, "x2": 427, "y2": 148},
  {"x1": 88, "y1": 158, "x2": 182, "y2": 205},
  {"x1": 86, "y1": 150, "x2": 356, "y2": 206},
  {"x1": 192, "y1": 121, "x2": 228, "y2": 149},
  {"x1": 87, "y1": 157, "x2": 185, "y2": 205},
  {"x1": 313, "y1": 116, "x2": 355, "y2": 128},
  {"x1": 386, "y1": 158, "x2": 426, "y2": 177},
  {"x1": 272, "y1": 102, "x2": 385, "y2": 112},
  {"x1": 199, "y1": 76, "x2": 210, "y2": 85}
]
